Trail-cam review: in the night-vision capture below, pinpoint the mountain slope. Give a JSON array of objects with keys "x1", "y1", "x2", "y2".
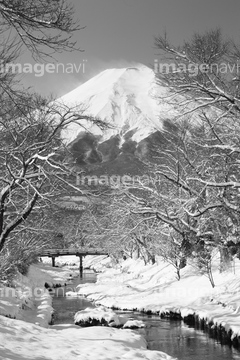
[
  {"x1": 58, "y1": 64, "x2": 217, "y2": 174},
  {"x1": 59, "y1": 65, "x2": 165, "y2": 145}
]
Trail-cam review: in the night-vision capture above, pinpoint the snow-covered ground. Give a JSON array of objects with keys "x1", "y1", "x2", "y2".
[
  {"x1": 0, "y1": 262, "x2": 79, "y2": 326},
  {"x1": 77, "y1": 254, "x2": 240, "y2": 341},
  {"x1": 3, "y1": 252, "x2": 240, "y2": 359},
  {"x1": 0, "y1": 315, "x2": 175, "y2": 360},
  {"x1": 0, "y1": 259, "x2": 175, "y2": 360}
]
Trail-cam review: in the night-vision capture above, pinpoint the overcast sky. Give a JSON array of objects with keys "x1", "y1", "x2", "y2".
[{"x1": 20, "y1": 0, "x2": 240, "y2": 97}]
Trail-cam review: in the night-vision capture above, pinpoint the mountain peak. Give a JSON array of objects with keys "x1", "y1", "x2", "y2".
[
  {"x1": 59, "y1": 64, "x2": 164, "y2": 144},
  {"x1": 57, "y1": 64, "x2": 219, "y2": 172}
]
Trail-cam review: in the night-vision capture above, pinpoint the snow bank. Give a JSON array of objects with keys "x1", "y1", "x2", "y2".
[
  {"x1": 0, "y1": 315, "x2": 176, "y2": 360},
  {"x1": 0, "y1": 259, "x2": 175, "y2": 360},
  {"x1": 83, "y1": 255, "x2": 113, "y2": 272},
  {"x1": 77, "y1": 255, "x2": 240, "y2": 341},
  {"x1": 0, "y1": 265, "x2": 54, "y2": 327},
  {"x1": 0, "y1": 262, "x2": 79, "y2": 327},
  {"x1": 33, "y1": 262, "x2": 79, "y2": 287}
]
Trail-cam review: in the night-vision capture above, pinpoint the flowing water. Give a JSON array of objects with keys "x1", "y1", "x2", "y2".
[
  {"x1": 52, "y1": 270, "x2": 97, "y2": 324},
  {"x1": 52, "y1": 270, "x2": 240, "y2": 360}
]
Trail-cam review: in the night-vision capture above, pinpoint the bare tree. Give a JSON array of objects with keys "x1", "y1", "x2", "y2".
[
  {"x1": 147, "y1": 29, "x2": 240, "y2": 273},
  {"x1": 0, "y1": 0, "x2": 107, "y2": 262},
  {"x1": 0, "y1": 0, "x2": 83, "y2": 59},
  {"x1": 154, "y1": 28, "x2": 240, "y2": 115},
  {"x1": 0, "y1": 96, "x2": 106, "y2": 254},
  {"x1": 68, "y1": 29, "x2": 240, "y2": 276}
]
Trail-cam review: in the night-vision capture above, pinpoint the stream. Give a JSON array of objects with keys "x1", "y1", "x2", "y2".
[{"x1": 52, "y1": 270, "x2": 240, "y2": 360}]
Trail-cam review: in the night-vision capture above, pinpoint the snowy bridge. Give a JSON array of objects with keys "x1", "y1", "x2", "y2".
[{"x1": 39, "y1": 248, "x2": 108, "y2": 277}]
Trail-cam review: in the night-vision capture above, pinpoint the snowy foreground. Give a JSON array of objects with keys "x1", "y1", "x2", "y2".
[
  {"x1": 0, "y1": 316, "x2": 173, "y2": 360},
  {"x1": 78, "y1": 254, "x2": 240, "y2": 341},
  {"x1": 2, "y1": 252, "x2": 240, "y2": 359},
  {"x1": 0, "y1": 261, "x2": 175, "y2": 360}
]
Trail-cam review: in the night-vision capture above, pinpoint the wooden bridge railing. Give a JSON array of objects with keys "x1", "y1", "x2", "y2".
[
  {"x1": 39, "y1": 248, "x2": 108, "y2": 256},
  {"x1": 38, "y1": 248, "x2": 108, "y2": 278}
]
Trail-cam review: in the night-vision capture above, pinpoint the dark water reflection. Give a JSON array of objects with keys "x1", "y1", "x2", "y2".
[
  {"x1": 118, "y1": 312, "x2": 240, "y2": 360},
  {"x1": 52, "y1": 271, "x2": 96, "y2": 324},
  {"x1": 52, "y1": 271, "x2": 240, "y2": 360}
]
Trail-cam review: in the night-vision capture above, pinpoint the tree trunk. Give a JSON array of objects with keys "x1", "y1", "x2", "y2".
[{"x1": 219, "y1": 247, "x2": 231, "y2": 273}]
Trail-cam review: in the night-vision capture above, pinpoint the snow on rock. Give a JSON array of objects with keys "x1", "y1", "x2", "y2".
[
  {"x1": 123, "y1": 319, "x2": 145, "y2": 329},
  {"x1": 74, "y1": 306, "x2": 145, "y2": 329},
  {"x1": 0, "y1": 315, "x2": 176, "y2": 360},
  {"x1": 74, "y1": 306, "x2": 127, "y2": 327}
]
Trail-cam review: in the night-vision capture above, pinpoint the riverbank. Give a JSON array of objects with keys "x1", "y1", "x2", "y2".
[
  {"x1": 77, "y1": 254, "x2": 240, "y2": 347},
  {"x1": 0, "y1": 262, "x2": 78, "y2": 326},
  {"x1": 0, "y1": 315, "x2": 175, "y2": 360},
  {"x1": 0, "y1": 261, "x2": 175, "y2": 360}
]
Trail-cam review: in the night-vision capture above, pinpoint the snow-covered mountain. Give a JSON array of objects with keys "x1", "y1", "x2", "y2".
[
  {"x1": 57, "y1": 64, "x2": 216, "y2": 172},
  {"x1": 57, "y1": 64, "x2": 187, "y2": 169},
  {"x1": 59, "y1": 65, "x2": 165, "y2": 145}
]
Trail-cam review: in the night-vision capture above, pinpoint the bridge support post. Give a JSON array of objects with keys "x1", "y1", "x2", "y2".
[
  {"x1": 79, "y1": 255, "x2": 83, "y2": 278},
  {"x1": 52, "y1": 256, "x2": 56, "y2": 267}
]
